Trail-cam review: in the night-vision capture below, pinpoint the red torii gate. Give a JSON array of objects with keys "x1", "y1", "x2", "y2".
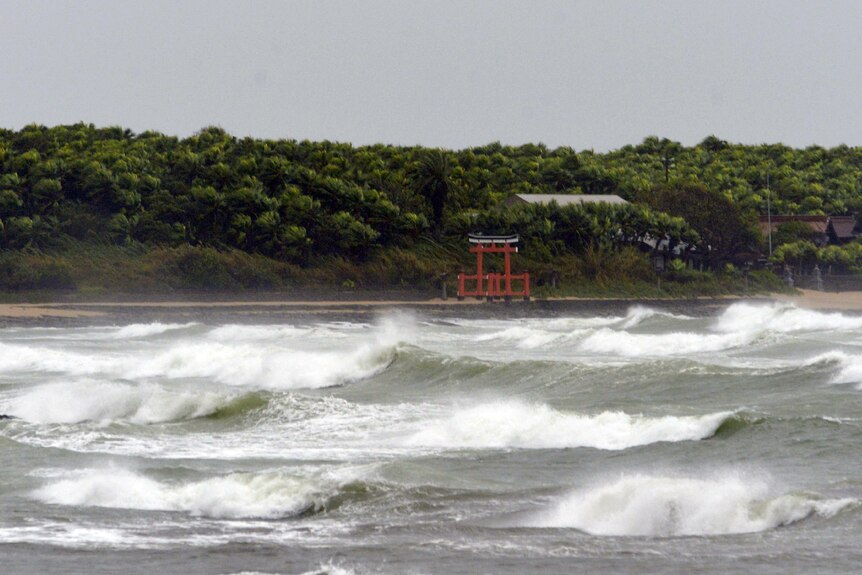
[{"x1": 457, "y1": 234, "x2": 530, "y2": 301}]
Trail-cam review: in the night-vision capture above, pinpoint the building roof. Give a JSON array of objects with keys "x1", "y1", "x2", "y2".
[
  {"x1": 506, "y1": 193, "x2": 629, "y2": 207},
  {"x1": 758, "y1": 215, "x2": 829, "y2": 236},
  {"x1": 829, "y1": 215, "x2": 857, "y2": 240}
]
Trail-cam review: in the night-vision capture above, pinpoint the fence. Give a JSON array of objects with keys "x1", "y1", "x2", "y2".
[{"x1": 788, "y1": 272, "x2": 862, "y2": 292}]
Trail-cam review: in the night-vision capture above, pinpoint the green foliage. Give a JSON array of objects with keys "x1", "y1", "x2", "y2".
[
  {"x1": 642, "y1": 180, "x2": 758, "y2": 265},
  {"x1": 667, "y1": 258, "x2": 687, "y2": 273},
  {"x1": 0, "y1": 252, "x2": 75, "y2": 290},
  {"x1": 771, "y1": 240, "x2": 862, "y2": 272},
  {"x1": 772, "y1": 221, "x2": 816, "y2": 246},
  {"x1": 1, "y1": 124, "x2": 860, "y2": 294}
]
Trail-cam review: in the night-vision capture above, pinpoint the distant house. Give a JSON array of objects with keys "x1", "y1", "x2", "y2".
[
  {"x1": 504, "y1": 193, "x2": 629, "y2": 208},
  {"x1": 758, "y1": 214, "x2": 858, "y2": 247},
  {"x1": 828, "y1": 215, "x2": 858, "y2": 244},
  {"x1": 758, "y1": 215, "x2": 830, "y2": 246}
]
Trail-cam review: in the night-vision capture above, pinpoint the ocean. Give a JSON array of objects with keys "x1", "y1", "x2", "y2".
[{"x1": 1, "y1": 302, "x2": 861, "y2": 574}]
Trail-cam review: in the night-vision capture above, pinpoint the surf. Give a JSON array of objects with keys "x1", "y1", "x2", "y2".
[
  {"x1": 30, "y1": 465, "x2": 374, "y2": 519},
  {"x1": 404, "y1": 401, "x2": 734, "y2": 450},
  {"x1": 526, "y1": 472, "x2": 858, "y2": 536}
]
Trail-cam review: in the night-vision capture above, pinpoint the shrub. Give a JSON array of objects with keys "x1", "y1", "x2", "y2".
[{"x1": 0, "y1": 252, "x2": 75, "y2": 290}]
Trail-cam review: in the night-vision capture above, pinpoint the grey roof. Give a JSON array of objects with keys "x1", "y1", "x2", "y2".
[{"x1": 508, "y1": 194, "x2": 628, "y2": 206}]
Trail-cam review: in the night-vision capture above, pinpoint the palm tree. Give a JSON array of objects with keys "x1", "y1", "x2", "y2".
[{"x1": 411, "y1": 150, "x2": 457, "y2": 238}]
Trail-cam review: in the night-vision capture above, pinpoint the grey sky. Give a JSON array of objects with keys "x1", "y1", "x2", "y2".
[{"x1": 2, "y1": 0, "x2": 860, "y2": 151}]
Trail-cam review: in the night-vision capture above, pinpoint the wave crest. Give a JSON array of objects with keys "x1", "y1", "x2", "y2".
[
  {"x1": 529, "y1": 472, "x2": 857, "y2": 536},
  {"x1": 3, "y1": 381, "x2": 255, "y2": 424},
  {"x1": 31, "y1": 467, "x2": 369, "y2": 519},
  {"x1": 715, "y1": 302, "x2": 862, "y2": 334},
  {"x1": 579, "y1": 328, "x2": 754, "y2": 356},
  {"x1": 405, "y1": 401, "x2": 733, "y2": 450},
  {"x1": 114, "y1": 323, "x2": 196, "y2": 339}
]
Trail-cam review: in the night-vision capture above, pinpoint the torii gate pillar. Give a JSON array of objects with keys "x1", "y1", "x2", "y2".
[{"x1": 457, "y1": 234, "x2": 530, "y2": 301}]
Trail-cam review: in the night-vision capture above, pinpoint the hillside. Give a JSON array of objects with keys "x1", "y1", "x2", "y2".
[{"x1": 1, "y1": 124, "x2": 858, "y2": 296}]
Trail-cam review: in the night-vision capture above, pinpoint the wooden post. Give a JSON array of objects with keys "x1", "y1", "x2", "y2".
[{"x1": 476, "y1": 249, "x2": 484, "y2": 297}]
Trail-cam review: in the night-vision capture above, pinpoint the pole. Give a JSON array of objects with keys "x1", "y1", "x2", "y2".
[{"x1": 476, "y1": 248, "x2": 484, "y2": 296}]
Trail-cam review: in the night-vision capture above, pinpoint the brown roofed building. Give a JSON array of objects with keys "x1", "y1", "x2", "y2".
[
  {"x1": 758, "y1": 214, "x2": 858, "y2": 247},
  {"x1": 828, "y1": 215, "x2": 858, "y2": 244}
]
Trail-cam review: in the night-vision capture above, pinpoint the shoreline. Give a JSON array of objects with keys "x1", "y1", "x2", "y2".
[{"x1": 0, "y1": 289, "x2": 854, "y2": 326}]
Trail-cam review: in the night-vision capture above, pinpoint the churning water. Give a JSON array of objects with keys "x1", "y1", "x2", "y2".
[{"x1": 1, "y1": 302, "x2": 862, "y2": 574}]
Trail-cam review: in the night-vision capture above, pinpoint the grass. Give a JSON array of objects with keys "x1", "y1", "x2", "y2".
[{"x1": 0, "y1": 242, "x2": 788, "y2": 301}]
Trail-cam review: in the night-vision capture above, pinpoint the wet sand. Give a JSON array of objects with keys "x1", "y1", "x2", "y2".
[
  {"x1": 771, "y1": 289, "x2": 862, "y2": 310},
  {"x1": 0, "y1": 290, "x2": 856, "y2": 326}
]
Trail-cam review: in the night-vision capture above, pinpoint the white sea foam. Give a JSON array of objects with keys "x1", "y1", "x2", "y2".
[
  {"x1": 804, "y1": 351, "x2": 862, "y2": 387},
  {"x1": 474, "y1": 326, "x2": 571, "y2": 349},
  {"x1": 462, "y1": 308, "x2": 688, "y2": 350},
  {"x1": 125, "y1": 339, "x2": 393, "y2": 389},
  {"x1": 188, "y1": 316, "x2": 407, "y2": 389},
  {"x1": 618, "y1": 306, "x2": 691, "y2": 329},
  {"x1": 715, "y1": 302, "x2": 862, "y2": 334},
  {"x1": 298, "y1": 563, "x2": 357, "y2": 575},
  {"x1": 0, "y1": 317, "x2": 405, "y2": 390},
  {"x1": 3, "y1": 381, "x2": 238, "y2": 424},
  {"x1": 404, "y1": 401, "x2": 732, "y2": 450},
  {"x1": 529, "y1": 472, "x2": 857, "y2": 536},
  {"x1": 207, "y1": 324, "x2": 314, "y2": 342},
  {"x1": 114, "y1": 323, "x2": 196, "y2": 339},
  {"x1": 578, "y1": 303, "x2": 862, "y2": 358},
  {"x1": 31, "y1": 466, "x2": 366, "y2": 519},
  {"x1": 0, "y1": 342, "x2": 113, "y2": 375},
  {"x1": 579, "y1": 328, "x2": 754, "y2": 356}
]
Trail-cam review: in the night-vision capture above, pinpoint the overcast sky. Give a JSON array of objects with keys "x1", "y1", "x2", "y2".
[{"x1": 2, "y1": 0, "x2": 861, "y2": 151}]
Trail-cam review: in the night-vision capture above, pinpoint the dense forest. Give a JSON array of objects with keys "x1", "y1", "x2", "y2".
[{"x1": 1, "y1": 124, "x2": 860, "y2": 295}]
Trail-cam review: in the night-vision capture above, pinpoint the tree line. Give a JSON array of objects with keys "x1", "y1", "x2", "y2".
[{"x1": 1, "y1": 124, "x2": 860, "y2": 277}]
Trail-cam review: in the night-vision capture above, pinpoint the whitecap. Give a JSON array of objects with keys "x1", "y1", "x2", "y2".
[
  {"x1": 2, "y1": 381, "x2": 240, "y2": 424},
  {"x1": 31, "y1": 466, "x2": 366, "y2": 519},
  {"x1": 715, "y1": 302, "x2": 862, "y2": 334},
  {"x1": 404, "y1": 401, "x2": 732, "y2": 450},
  {"x1": 114, "y1": 323, "x2": 197, "y2": 339},
  {"x1": 619, "y1": 306, "x2": 692, "y2": 329},
  {"x1": 474, "y1": 326, "x2": 567, "y2": 349},
  {"x1": 527, "y1": 472, "x2": 857, "y2": 536},
  {"x1": 579, "y1": 328, "x2": 754, "y2": 356},
  {"x1": 0, "y1": 317, "x2": 405, "y2": 390},
  {"x1": 804, "y1": 351, "x2": 862, "y2": 387},
  {"x1": 207, "y1": 324, "x2": 314, "y2": 342}
]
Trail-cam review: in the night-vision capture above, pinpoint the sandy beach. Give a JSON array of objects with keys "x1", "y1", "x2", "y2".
[
  {"x1": 770, "y1": 289, "x2": 862, "y2": 310},
  {"x1": 0, "y1": 289, "x2": 857, "y2": 324}
]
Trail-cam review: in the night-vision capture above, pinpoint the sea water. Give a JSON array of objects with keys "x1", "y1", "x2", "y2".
[{"x1": 1, "y1": 302, "x2": 861, "y2": 574}]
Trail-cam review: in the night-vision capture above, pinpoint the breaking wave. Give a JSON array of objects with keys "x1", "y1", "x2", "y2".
[
  {"x1": 113, "y1": 323, "x2": 197, "y2": 339},
  {"x1": 474, "y1": 326, "x2": 581, "y2": 349},
  {"x1": 1, "y1": 381, "x2": 262, "y2": 424},
  {"x1": 618, "y1": 306, "x2": 692, "y2": 329},
  {"x1": 469, "y1": 307, "x2": 692, "y2": 350},
  {"x1": 125, "y1": 339, "x2": 394, "y2": 389},
  {"x1": 804, "y1": 351, "x2": 862, "y2": 388},
  {"x1": 579, "y1": 329, "x2": 755, "y2": 356},
  {"x1": 207, "y1": 324, "x2": 315, "y2": 342},
  {"x1": 0, "y1": 342, "x2": 112, "y2": 375},
  {"x1": 529, "y1": 472, "x2": 858, "y2": 536},
  {"x1": 0, "y1": 318, "x2": 405, "y2": 390},
  {"x1": 298, "y1": 564, "x2": 357, "y2": 575},
  {"x1": 404, "y1": 401, "x2": 733, "y2": 450},
  {"x1": 31, "y1": 466, "x2": 370, "y2": 519},
  {"x1": 715, "y1": 302, "x2": 862, "y2": 334}
]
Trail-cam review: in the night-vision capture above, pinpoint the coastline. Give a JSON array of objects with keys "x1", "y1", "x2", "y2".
[{"x1": 0, "y1": 289, "x2": 855, "y2": 326}]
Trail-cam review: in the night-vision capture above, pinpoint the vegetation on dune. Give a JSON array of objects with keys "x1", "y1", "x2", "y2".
[{"x1": 0, "y1": 124, "x2": 859, "y2": 296}]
